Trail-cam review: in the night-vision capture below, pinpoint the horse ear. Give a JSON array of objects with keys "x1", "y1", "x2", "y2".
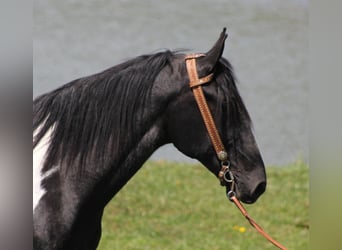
[{"x1": 197, "y1": 28, "x2": 228, "y2": 76}]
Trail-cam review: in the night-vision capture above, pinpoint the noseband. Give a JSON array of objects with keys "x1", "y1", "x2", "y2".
[
  {"x1": 184, "y1": 54, "x2": 287, "y2": 250},
  {"x1": 185, "y1": 53, "x2": 234, "y2": 188}
]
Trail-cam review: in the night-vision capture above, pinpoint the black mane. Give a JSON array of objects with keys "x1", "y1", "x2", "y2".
[
  {"x1": 33, "y1": 51, "x2": 175, "y2": 174},
  {"x1": 33, "y1": 50, "x2": 250, "y2": 175}
]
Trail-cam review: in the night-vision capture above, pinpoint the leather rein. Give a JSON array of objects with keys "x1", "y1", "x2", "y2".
[{"x1": 185, "y1": 53, "x2": 287, "y2": 250}]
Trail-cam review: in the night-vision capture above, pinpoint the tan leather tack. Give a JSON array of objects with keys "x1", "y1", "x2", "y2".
[
  {"x1": 185, "y1": 53, "x2": 287, "y2": 250},
  {"x1": 185, "y1": 55, "x2": 226, "y2": 160}
]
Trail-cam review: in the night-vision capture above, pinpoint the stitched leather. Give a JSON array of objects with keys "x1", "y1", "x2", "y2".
[
  {"x1": 189, "y1": 73, "x2": 214, "y2": 88},
  {"x1": 185, "y1": 56, "x2": 226, "y2": 159}
]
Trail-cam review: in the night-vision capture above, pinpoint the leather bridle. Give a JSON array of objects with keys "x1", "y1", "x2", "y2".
[
  {"x1": 185, "y1": 53, "x2": 287, "y2": 250},
  {"x1": 185, "y1": 53, "x2": 235, "y2": 188}
]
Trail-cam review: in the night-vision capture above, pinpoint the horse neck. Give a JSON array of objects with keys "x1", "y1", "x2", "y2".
[
  {"x1": 100, "y1": 116, "x2": 166, "y2": 203},
  {"x1": 99, "y1": 66, "x2": 184, "y2": 199}
]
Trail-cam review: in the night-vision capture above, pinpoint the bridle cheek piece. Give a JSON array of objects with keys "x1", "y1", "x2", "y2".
[
  {"x1": 184, "y1": 54, "x2": 287, "y2": 250},
  {"x1": 184, "y1": 53, "x2": 235, "y2": 188}
]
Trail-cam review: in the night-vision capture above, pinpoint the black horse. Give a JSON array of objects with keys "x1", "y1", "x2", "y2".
[{"x1": 33, "y1": 29, "x2": 266, "y2": 250}]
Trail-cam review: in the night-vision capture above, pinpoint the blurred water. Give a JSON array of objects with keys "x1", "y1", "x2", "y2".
[{"x1": 34, "y1": 0, "x2": 308, "y2": 165}]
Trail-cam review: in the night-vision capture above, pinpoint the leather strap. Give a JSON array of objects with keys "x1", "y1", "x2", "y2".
[
  {"x1": 185, "y1": 54, "x2": 287, "y2": 250},
  {"x1": 229, "y1": 193, "x2": 288, "y2": 250},
  {"x1": 185, "y1": 55, "x2": 227, "y2": 160},
  {"x1": 189, "y1": 73, "x2": 214, "y2": 88}
]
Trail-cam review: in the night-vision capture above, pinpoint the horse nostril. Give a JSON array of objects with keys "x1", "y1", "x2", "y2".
[
  {"x1": 253, "y1": 181, "x2": 266, "y2": 199},
  {"x1": 236, "y1": 180, "x2": 267, "y2": 204}
]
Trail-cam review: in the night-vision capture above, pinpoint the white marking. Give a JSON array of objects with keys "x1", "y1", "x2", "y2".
[{"x1": 33, "y1": 125, "x2": 58, "y2": 212}]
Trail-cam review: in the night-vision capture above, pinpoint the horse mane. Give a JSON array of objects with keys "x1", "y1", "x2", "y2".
[
  {"x1": 33, "y1": 49, "x2": 250, "y2": 175},
  {"x1": 33, "y1": 50, "x2": 175, "y2": 174}
]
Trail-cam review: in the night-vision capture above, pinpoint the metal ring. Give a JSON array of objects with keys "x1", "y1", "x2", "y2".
[
  {"x1": 227, "y1": 190, "x2": 236, "y2": 201},
  {"x1": 223, "y1": 170, "x2": 234, "y2": 183},
  {"x1": 221, "y1": 160, "x2": 230, "y2": 168}
]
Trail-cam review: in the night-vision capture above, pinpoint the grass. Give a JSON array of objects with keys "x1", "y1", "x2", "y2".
[{"x1": 98, "y1": 160, "x2": 309, "y2": 250}]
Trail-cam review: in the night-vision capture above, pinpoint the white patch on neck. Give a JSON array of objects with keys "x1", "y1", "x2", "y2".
[{"x1": 33, "y1": 125, "x2": 59, "y2": 212}]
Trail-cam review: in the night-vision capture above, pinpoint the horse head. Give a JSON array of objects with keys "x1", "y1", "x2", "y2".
[{"x1": 164, "y1": 29, "x2": 266, "y2": 204}]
